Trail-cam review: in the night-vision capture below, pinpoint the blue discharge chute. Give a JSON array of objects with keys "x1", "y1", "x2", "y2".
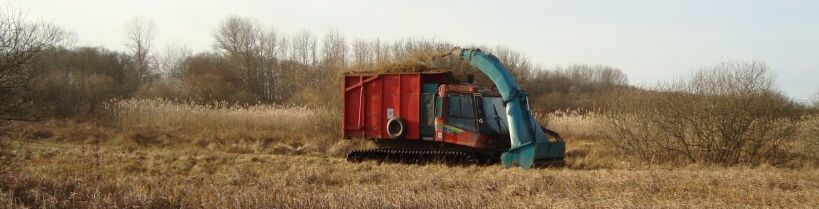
[{"x1": 452, "y1": 48, "x2": 564, "y2": 168}]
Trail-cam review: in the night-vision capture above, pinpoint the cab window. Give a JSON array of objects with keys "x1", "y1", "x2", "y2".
[
  {"x1": 447, "y1": 94, "x2": 476, "y2": 132},
  {"x1": 480, "y1": 96, "x2": 509, "y2": 135}
]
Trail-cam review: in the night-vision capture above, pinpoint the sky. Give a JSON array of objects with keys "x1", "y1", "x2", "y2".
[{"x1": 6, "y1": 0, "x2": 819, "y2": 101}]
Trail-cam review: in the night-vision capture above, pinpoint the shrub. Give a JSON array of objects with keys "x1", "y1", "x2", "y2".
[
  {"x1": 800, "y1": 115, "x2": 819, "y2": 160},
  {"x1": 602, "y1": 60, "x2": 802, "y2": 166}
]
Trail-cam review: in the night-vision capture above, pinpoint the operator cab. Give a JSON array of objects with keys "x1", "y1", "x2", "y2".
[
  {"x1": 421, "y1": 83, "x2": 511, "y2": 150},
  {"x1": 439, "y1": 88, "x2": 510, "y2": 136}
]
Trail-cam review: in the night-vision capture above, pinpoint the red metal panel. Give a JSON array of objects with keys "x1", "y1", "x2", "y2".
[
  {"x1": 381, "y1": 75, "x2": 397, "y2": 138},
  {"x1": 364, "y1": 76, "x2": 382, "y2": 137},
  {"x1": 343, "y1": 72, "x2": 424, "y2": 140},
  {"x1": 343, "y1": 75, "x2": 365, "y2": 138},
  {"x1": 402, "y1": 74, "x2": 421, "y2": 139}
]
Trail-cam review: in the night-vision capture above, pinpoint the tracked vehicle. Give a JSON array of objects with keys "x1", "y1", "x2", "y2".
[{"x1": 343, "y1": 48, "x2": 564, "y2": 168}]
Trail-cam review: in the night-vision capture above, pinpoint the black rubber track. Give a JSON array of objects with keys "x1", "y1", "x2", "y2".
[
  {"x1": 347, "y1": 148, "x2": 565, "y2": 168},
  {"x1": 346, "y1": 149, "x2": 491, "y2": 165}
]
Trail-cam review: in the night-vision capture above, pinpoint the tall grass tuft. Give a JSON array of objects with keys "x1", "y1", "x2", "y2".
[
  {"x1": 102, "y1": 98, "x2": 341, "y2": 154},
  {"x1": 107, "y1": 98, "x2": 327, "y2": 131},
  {"x1": 544, "y1": 110, "x2": 605, "y2": 140}
]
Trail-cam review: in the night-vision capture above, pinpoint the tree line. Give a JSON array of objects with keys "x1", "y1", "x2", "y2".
[
  {"x1": 1, "y1": 13, "x2": 633, "y2": 123},
  {"x1": 2, "y1": 8, "x2": 817, "y2": 166}
]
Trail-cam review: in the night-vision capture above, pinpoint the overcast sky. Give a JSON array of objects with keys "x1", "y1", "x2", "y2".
[{"x1": 6, "y1": 0, "x2": 819, "y2": 101}]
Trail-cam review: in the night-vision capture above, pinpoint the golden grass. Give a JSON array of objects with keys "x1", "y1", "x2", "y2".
[
  {"x1": 545, "y1": 110, "x2": 605, "y2": 140},
  {"x1": 2, "y1": 140, "x2": 818, "y2": 208},
  {"x1": 7, "y1": 99, "x2": 345, "y2": 158},
  {"x1": 107, "y1": 98, "x2": 341, "y2": 154},
  {"x1": 796, "y1": 115, "x2": 819, "y2": 162},
  {"x1": 370, "y1": 60, "x2": 434, "y2": 73},
  {"x1": 3, "y1": 101, "x2": 819, "y2": 208},
  {"x1": 542, "y1": 110, "x2": 632, "y2": 169},
  {"x1": 108, "y1": 98, "x2": 329, "y2": 132},
  {"x1": 350, "y1": 51, "x2": 446, "y2": 73}
]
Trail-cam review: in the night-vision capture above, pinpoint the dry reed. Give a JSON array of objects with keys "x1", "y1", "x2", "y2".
[
  {"x1": 3, "y1": 100, "x2": 818, "y2": 208},
  {"x1": 1, "y1": 140, "x2": 817, "y2": 209},
  {"x1": 107, "y1": 98, "x2": 327, "y2": 132}
]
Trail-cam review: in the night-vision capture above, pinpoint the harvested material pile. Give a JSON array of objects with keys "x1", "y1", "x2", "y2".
[
  {"x1": 371, "y1": 60, "x2": 434, "y2": 73},
  {"x1": 358, "y1": 51, "x2": 449, "y2": 73}
]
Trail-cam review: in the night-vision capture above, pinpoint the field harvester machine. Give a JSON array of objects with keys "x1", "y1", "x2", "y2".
[{"x1": 343, "y1": 48, "x2": 564, "y2": 168}]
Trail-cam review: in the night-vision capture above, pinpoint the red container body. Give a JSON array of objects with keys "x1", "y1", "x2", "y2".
[{"x1": 343, "y1": 72, "x2": 452, "y2": 140}]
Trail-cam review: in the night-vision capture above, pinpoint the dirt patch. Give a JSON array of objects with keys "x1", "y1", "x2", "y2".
[
  {"x1": 31, "y1": 130, "x2": 54, "y2": 140},
  {"x1": 129, "y1": 130, "x2": 161, "y2": 146}
]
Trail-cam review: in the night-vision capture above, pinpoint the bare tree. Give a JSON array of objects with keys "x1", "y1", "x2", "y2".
[
  {"x1": 0, "y1": 7, "x2": 63, "y2": 126},
  {"x1": 491, "y1": 47, "x2": 531, "y2": 83},
  {"x1": 321, "y1": 29, "x2": 347, "y2": 68},
  {"x1": 214, "y1": 16, "x2": 263, "y2": 57},
  {"x1": 124, "y1": 16, "x2": 156, "y2": 84},
  {"x1": 29, "y1": 47, "x2": 130, "y2": 117},
  {"x1": 213, "y1": 16, "x2": 267, "y2": 100},
  {"x1": 371, "y1": 39, "x2": 390, "y2": 64},
  {"x1": 261, "y1": 27, "x2": 284, "y2": 64},
  {"x1": 603, "y1": 60, "x2": 801, "y2": 165},
  {"x1": 351, "y1": 39, "x2": 372, "y2": 67},
  {"x1": 0, "y1": 7, "x2": 62, "y2": 170},
  {"x1": 291, "y1": 30, "x2": 317, "y2": 65},
  {"x1": 157, "y1": 44, "x2": 191, "y2": 78},
  {"x1": 260, "y1": 27, "x2": 285, "y2": 100}
]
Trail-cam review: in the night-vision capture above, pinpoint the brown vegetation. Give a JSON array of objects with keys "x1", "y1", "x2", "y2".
[
  {"x1": 3, "y1": 143, "x2": 819, "y2": 208},
  {"x1": 0, "y1": 8, "x2": 64, "y2": 123},
  {"x1": 2, "y1": 102, "x2": 818, "y2": 208},
  {"x1": 602, "y1": 61, "x2": 806, "y2": 166},
  {"x1": 2, "y1": 7, "x2": 817, "y2": 208},
  {"x1": 799, "y1": 115, "x2": 819, "y2": 161}
]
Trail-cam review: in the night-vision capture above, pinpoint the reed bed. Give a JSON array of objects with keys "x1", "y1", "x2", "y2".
[
  {"x1": 2, "y1": 141, "x2": 818, "y2": 209},
  {"x1": 544, "y1": 110, "x2": 605, "y2": 140},
  {"x1": 3, "y1": 103, "x2": 819, "y2": 208},
  {"x1": 107, "y1": 98, "x2": 331, "y2": 132}
]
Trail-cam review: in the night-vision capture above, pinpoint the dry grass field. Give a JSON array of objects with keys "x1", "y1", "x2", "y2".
[
  {"x1": 2, "y1": 3, "x2": 817, "y2": 208},
  {"x1": 1, "y1": 99, "x2": 818, "y2": 208}
]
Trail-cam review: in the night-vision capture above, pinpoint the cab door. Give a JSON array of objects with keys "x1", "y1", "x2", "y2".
[
  {"x1": 446, "y1": 94, "x2": 478, "y2": 133},
  {"x1": 433, "y1": 93, "x2": 482, "y2": 145}
]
